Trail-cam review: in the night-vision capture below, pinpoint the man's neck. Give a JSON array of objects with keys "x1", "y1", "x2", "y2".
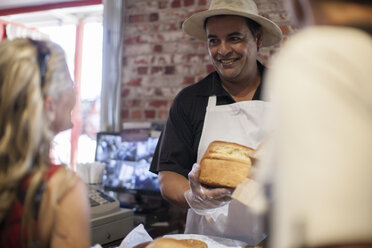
[{"x1": 220, "y1": 66, "x2": 261, "y2": 102}]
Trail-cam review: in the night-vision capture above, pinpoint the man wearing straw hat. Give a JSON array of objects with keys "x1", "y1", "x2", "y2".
[{"x1": 150, "y1": 0, "x2": 282, "y2": 244}]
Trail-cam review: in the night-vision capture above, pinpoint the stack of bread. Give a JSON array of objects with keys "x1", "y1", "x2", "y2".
[{"x1": 199, "y1": 141, "x2": 255, "y2": 188}]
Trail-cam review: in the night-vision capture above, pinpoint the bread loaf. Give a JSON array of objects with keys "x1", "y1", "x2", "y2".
[
  {"x1": 199, "y1": 141, "x2": 254, "y2": 188},
  {"x1": 145, "y1": 237, "x2": 208, "y2": 248}
]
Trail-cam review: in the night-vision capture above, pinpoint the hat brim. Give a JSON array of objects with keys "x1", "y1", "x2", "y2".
[{"x1": 182, "y1": 8, "x2": 282, "y2": 47}]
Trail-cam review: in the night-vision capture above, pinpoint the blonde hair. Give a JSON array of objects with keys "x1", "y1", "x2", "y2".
[{"x1": 0, "y1": 38, "x2": 73, "y2": 247}]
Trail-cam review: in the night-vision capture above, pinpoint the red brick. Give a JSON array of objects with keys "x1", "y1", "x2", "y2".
[
  {"x1": 133, "y1": 56, "x2": 149, "y2": 65},
  {"x1": 126, "y1": 78, "x2": 142, "y2": 86},
  {"x1": 122, "y1": 57, "x2": 127, "y2": 67},
  {"x1": 123, "y1": 99, "x2": 142, "y2": 107},
  {"x1": 198, "y1": 0, "x2": 207, "y2": 6},
  {"x1": 169, "y1": 22, "x2": 178, "y2": 31},
  {"x1": 156, "y1": 34, "x2": 165, "y2": 42},
  {"x1": 134, "y1": 99, "x2": 142, "y2": 107},
  {"x1": 158, "y1": 109, "x2": 170, "y2": 119},
  {"x1": 206, "y1": 64, "x2": 215, "y2": 73},
  {"x1": 131, "y1": 110, "x2": 142, "y2": 119},
  {"x1": 149, "y1": 13, "x2": 159, "y2": 22},
  {"x1": 258, "y1": 54, "x2": 268, "y2": 62},
  {"x1": 150, "y1": 55, "x2": 171, "y2": 65},
  {"x1": 171, "y1": 0, "x2": 181, "y2": 8},
  {"x1": 145, "y1": 110, "x2": 156, "y2": 119},
  {"x1": 165, "y1": 66, "x2": 175, "y2": 75},
  {"x1": 137, "y1": 67, "x2": 148, "y2": 75},
  {"x1": 124, "y1": 38, "x2": 133, "y2": 45},
  {"x1": 280, "y1": 12, "x2": 289, "y2": 20},
  {"x1": 159, "y1": 1, "x2": 168, "y2": 9},
  {"x1": 122, "y1": 100, "x2": 130, "y2": 107},
  {"x1": 122, "y1": 89, "x2": 130, "y2": 97},
  {"x1": 183, "y1": 0, "x2": 194, "y2": 7},
  {"x1": 128, "y1": 14, "x2": 146, "y2": 23},
  {"x1": 153, "y1": 44, "x2": 162, "y2": 52},
  {"x1": 154, "y1": 88, "x2": 163, "y2": 96},
  {"x1": 151, "y1": 67, "x2": 163, "y2": 74},
  {"x1": 149, "y1": 100, "x2": 168, "y2": 107},
  {"x1": 183, "y1": 76, "x2": 195, "y2": 85},
  {"x1": 185, "y1": 54, "x2": 208, "y2": 63},
  {"x1": 124, "y1": 36, "x2": 140, "y2": 45},
  {"x1": 280, "y1": 25, "x2": 290, "y2": 35},
  {"x1": 121, "y1": 110, "x2": 129, "y2": 119}
]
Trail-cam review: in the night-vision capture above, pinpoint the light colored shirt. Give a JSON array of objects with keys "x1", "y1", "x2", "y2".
[{"x1": 262, "y1": 26, "x2": 372, "y2": 248}]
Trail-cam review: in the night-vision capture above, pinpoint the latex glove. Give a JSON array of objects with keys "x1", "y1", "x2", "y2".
[{"x1": 184, "y1": 163, "x2": 234, "y2": 215}]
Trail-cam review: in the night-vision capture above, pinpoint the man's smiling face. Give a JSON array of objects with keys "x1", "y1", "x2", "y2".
[{"x1": 206, "y1": 15, "x2": 259, "y2": 84}]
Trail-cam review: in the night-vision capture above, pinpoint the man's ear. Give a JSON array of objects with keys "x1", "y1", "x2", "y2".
[
  {"x1": 256, "y1": 29, "x2": 263, "y2": 51},
  {"x1": 43, "y1": 96, "x2": 56, "y2": 122}
]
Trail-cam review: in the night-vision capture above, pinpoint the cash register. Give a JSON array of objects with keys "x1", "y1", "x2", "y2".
[{"x1": 89, "y1": 185, "x2": 134, "y2": 246}]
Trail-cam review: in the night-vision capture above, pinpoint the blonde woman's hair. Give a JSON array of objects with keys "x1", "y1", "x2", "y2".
[{"x1": 0, "y1": 38, "x2": 73, "y2": 247}]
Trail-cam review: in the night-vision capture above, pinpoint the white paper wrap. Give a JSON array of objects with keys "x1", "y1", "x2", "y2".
[
  {"x1": 118, "y1": 224, "x2": 261, "y2": 248},
  {"x1": 119, "y1": 224, "x2": 153, "y2": 248},
  {"x1": 76, "y1": 162, "x2": 106, "y2": 184}
]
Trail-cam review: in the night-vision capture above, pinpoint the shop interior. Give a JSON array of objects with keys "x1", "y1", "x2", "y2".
[
  {"x1": 1, "y1": 0, "x2": 371, "y2": 247},
  {"x1": 0, "y1": 0, "x2": 290, "y2": 247}
]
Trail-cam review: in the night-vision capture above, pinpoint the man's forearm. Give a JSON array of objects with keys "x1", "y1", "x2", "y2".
[{"x1": 158, "y1": 171, "x2": 190, "y2": 208}]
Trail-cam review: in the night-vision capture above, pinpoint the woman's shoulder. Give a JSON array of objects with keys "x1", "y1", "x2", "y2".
[
  {"x1": 38, "y1": 164, "x2": 90, "y2": 247},
  {"x1": 46, "y1": 164, "x2": 86, "y2": 201}
]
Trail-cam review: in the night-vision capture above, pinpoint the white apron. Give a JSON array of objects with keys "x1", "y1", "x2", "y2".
[{"x1": 184, "y1": 96, "x2": 270, "y2": 245}]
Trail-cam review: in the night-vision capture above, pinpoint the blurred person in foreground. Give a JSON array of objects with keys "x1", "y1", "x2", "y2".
[
  {"x1": 259, "y1": 0, "x2": 372, "y2": 247},
  {"x1": 0, "y1": 38, "x2": 90, "y2": 248},
  {"x1": 150, "y1": 0, "x2": 282, "y2": 244}
]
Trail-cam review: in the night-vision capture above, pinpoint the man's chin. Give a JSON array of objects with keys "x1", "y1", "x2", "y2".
[{"x1": 217, "y1": 72, "x2": 240, "y2": 82}]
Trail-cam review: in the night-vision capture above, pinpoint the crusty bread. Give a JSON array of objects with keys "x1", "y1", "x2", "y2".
[
  {"x1": 199, "y1": 141, "x2": 254, "y2": 188},
  {"x1": 145, "y1": 237, "x2": 208, "y2": 248}
]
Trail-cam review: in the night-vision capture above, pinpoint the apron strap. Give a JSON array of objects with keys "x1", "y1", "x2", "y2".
[{"x1": 207, "y1": 96, "x2": 217, "y2": 109}]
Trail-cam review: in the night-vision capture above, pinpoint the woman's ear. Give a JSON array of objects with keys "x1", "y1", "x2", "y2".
[{"x1": 43, "y1": 96, "x2": 56, "y2": 122}]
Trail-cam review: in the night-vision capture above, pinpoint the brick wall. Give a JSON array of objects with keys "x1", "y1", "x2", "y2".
[{"x1": 121, "y1": 0, "x2": 294, "y2": 123}]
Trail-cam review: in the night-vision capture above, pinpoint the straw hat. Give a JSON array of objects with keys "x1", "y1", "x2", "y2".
[{"x1": 182, "y1": 0, "x2": 282, "y2": 47}]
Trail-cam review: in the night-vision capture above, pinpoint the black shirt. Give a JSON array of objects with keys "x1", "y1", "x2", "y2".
[{"x1": 150, "y1": 62, "x2": 266, "y2": 178}]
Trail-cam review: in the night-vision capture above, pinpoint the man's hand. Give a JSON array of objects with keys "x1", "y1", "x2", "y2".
[{"x1": 184, "y1": 163, "x2": 234, "y2": 215}]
